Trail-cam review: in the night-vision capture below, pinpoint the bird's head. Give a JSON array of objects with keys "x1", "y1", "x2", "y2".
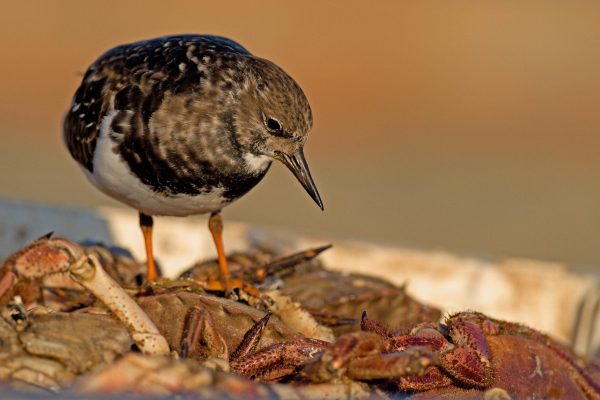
[{"x1": 236, "y1": 57, "x2": 323, "y2": 210}]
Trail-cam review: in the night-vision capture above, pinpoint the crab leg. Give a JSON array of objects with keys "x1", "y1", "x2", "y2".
[
  {"x1": 180, "y1": 305, "x2": 228, "y2": 360},
  {"x1": 230, "y1": 312, "x2": 272, "y2": 361},
  {"x1": 230, "y1": 337, "x2": 330, "y2": 381},
  {"x1": 347, "y1": 350, "x2": 434, "y2": 381},
  {"x1": 69, "y1": 253, "x2": 169, "y2": 355}
]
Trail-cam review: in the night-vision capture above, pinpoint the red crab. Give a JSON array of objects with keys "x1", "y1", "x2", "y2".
[{"x1": 361, "y1": 311, "x2": 600, "y2": 399}]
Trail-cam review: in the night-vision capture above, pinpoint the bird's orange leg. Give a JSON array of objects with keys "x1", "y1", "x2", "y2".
[
  {"x1": 139, "y1": 212, "x2": 159, "y2": 282},
  {"x1": 208, "y1": 211, "x2": 230, "y2": 291},
  {"x1": 200, "y1": 211, "x2": 262, "y2": 297}
]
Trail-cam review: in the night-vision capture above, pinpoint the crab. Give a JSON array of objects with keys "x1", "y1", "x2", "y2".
[
  {"x1": 360, "y1": 311, "x2": 600, "y2": 399},
  {"x1": 182, "y1": 244, "x2": 442, "y2": 335},
  {"x1": 136, "y1": 289, "x2": 301, "y2": 362},
  {"x1": 0, "y1": 234, "x2": 147, "y2": 312},
  {"x1": 0, "y1": 305, "x2": 133, "y2": 392},
  {"x1": 0, "y1": 235, "x2": 173, "y2": 353},
  {"x1": 276, "y1": 259, "x2": 441, "y2": 335}
]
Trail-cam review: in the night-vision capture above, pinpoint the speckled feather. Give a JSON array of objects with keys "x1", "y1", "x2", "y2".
[{"x1": 63, "y1": 35, "x2": 312, "y2": 203}]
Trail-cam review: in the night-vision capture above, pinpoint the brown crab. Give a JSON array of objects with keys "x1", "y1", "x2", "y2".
[
  {"x1": 183, "y1": 245, "x2": 442, "y2": 334},
  {"x1": 137, "y1": 289, "x2": 301, "y2": 362},
  {"x1": 0, "y1": 306, "x2": 133, "y2": 392},
  {"x1": 0, "y1": 234, "x2": 146, "y2": 311}
]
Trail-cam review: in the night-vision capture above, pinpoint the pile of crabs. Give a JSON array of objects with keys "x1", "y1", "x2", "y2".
[{"x1": 0, "y1": 234, "x2": 598, "y2": 399}]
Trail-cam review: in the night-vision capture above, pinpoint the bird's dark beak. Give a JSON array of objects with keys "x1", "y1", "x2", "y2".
[{"x1": 277, "y1": 149, "x2": 324, "y2": 210}]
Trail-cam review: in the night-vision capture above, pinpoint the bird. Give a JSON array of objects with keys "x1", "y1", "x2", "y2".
[{"x1": 63, "y1": 34, "x2": 323, "y2": 289}]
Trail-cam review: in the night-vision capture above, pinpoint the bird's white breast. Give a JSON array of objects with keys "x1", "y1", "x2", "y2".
[
  {"x1": 243, "y1": 153, "x2": 270, "y2": 173},
  {"x1": 85, "y1": 111, "x2": 231, "y2": 216}
]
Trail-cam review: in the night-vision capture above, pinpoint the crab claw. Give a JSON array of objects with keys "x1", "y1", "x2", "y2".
[{"x1": 0, "y1": 236, "x2": 87, "y2": 306}]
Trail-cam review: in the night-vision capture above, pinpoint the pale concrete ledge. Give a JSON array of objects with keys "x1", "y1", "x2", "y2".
[{"x1": 0, "y1": 199, "x2": 598, "y2": 357}]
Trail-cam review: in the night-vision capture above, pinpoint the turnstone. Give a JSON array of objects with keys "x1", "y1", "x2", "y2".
[{"x1": 63, "y1": 35, "x2": 323, "y2": 285}]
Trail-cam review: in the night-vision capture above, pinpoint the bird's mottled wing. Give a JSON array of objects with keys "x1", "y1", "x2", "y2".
[{"x1": 63, "y1": 35, "x2": 252, "y2": 172}]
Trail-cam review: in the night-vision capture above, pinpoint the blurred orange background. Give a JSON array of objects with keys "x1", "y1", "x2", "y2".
[{"x1": 1, "y1": 1, "x2": 599, "y2": 269}]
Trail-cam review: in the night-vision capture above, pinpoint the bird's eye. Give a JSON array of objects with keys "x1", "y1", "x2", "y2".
[
  {"x1": 264, "y1": 116, "x2": 292, "y2": 138},
  {"x1": 266, "y1": 117, "x2": 282, "y2": 132}
]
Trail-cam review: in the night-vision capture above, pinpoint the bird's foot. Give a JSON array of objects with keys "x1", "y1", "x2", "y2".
[{"x1": 199, "y1": 276, "x2": 263, "y2": 300}]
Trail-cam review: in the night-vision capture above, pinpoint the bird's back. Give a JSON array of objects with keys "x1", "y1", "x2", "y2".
[{"x1": 63, "y1": 35, "x2": 251, "y2": 172}]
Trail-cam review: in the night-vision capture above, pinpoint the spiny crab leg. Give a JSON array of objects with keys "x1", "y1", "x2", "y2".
[
  {"x1": 301, "y1": 330, "x2": 436, "y2": 383},
  {"x1": 180, "y1": 305, "x2": 227, "y2": 360},
  {"x1": 69, "y1": 253, "x2": 169, "y2": 355},
  {"x1": 230, "y1": 337, "x2": 330, "y2": 381},
  {"x1": 346, "y1": 349, "x2": 435, "y2": 381},
  {"x1": 178, "y1": 307, "x2": 329, "y2": 381},
  {"x1": 257, "y1": 244, "x2": 333, "y2": 279},
  {"x1": 230, "y1": 312, "x2": 272, "y2": 361}
]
